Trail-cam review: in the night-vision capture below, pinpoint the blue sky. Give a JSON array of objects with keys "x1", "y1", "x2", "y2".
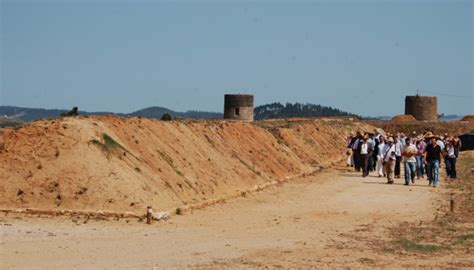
[{"x1": 1, "y1": 0, "x2": 472, "y2": 116}]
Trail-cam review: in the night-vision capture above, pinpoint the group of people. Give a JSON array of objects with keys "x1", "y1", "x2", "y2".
[{"x1": 346, "y1": 130, "x2": 462, "y2": 187}]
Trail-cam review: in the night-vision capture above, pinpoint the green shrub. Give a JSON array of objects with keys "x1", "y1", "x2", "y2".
[
  {"x1": 161, "y1": 113, "x2": 172, "y2": 121},
  {"x1": 90, "y1": 133, "x2": 126, "y2": 157}
]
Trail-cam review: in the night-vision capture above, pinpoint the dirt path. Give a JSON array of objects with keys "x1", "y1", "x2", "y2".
[{"x1": 1, "y1": 168, "x2": 443, "y2": 269}]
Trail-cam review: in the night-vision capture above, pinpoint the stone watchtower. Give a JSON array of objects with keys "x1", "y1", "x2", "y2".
[
  {"x1": 404, "y1": 95, "x2": 438, "y2": 121},
  {"x1": 224, "y1": 94, "x2": 254, "y2": 121}
]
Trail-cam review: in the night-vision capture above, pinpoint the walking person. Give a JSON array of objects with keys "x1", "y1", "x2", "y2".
[
  {"x1": 402, "y1": 138, "x2": 417, "y2": 185},
  {"x1": 399, "y1": 132, "x2": 407, "y2": 146},
  {"x1": 368, "y1": 134, "x2": 376, "y2": 172},
  {"x1": 383, "y1": 137, "x2": 396, "y2": 184},
  {"x1": 425, "y1": 136, "x2": 442, "y2": 187},
  {"x1": 410, "y1": 131, "x2": 418, "y2": 144},
  {"x1": 351, "y1": 132, "x2": 362, "y2": 172},
  {"x1": 444, "y1": 139, "x2": 457, "y2": 180},
  {"x1": 376, "y1": 136, "x2": 386, "y2": 177},
  {"x1": 394, "y1": 136, "x2": 403, "y2": 178},
  {"x1": 453, "y1": 135, "x2": 462, "y2": 159},
  {"x1": 415, "y1": 136, "x2": 426, "y2": 179},
  {"x1": 346, "y1": 135, "x2": 353, "y2": 167},
  {"x1": 359, "y1": 135, "x2": 372, "y2": 177}
]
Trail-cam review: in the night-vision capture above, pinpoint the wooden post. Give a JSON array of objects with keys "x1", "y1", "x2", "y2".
[
  {"x1": 147, "y1": 206, "x2": 152, "y2": 224},
  {"x1": 450, "y1": 193, "x2": 454, "y2": 213}
]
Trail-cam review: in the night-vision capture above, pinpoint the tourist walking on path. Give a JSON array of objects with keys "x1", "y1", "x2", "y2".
[
  {"x1": 399, "y1": 133, "x2": 407, "y2": 146},
  {"x1": 410, "y1": 131, "x2": 418, "y2": 144},
  {"x1": 425, "y1": 137, "x2": 442, "y2": 187},
  {"x1": 351, "y1": 132, "x2": 362, "y2": 172},
  {"x1": 453, "y1": 135, "x2": 462, "y2": 158},
  {"x1": 444, "y1": 139, "x2": 457, "y2": 179},
  {"x1": 359, "y1": 135, "x2": 372, "y2": 177},
  {"x1": 376, "y1": 136, "x2": 386, "y2": 177},
  {"x1": 394, "y1": 137, "x2": 403, "y2": 178},
  {"x1": 368, "y1": 134, "x2": 376, "y2": 172},
  {"x1": 346, "y1": 135, "x2": 353, "y2": 167},
  {"x1": 402, "y1": 138, "x2": 417, "y2": 185},
  {"x1": 415, "y1": 136, "x2": 426, "y2": 179},
  {"x1": 383, "y1": 137, "x2": 396, "y2": 184}
]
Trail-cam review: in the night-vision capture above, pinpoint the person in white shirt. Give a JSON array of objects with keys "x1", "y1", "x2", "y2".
[
  {"x1": 402, "y1": 138, "x2": 417, "y2": 185},
  {"x1": 437, "y1": 138, "x2": 445, "y2": 151},
  {"x1": 399, "y1": 133, "x2": 407, "y2": 147},
  {"x1": 382, "y1": 137, "x2": 397, "y2": 184},
  {"x1": 376, "y1": 136, "x2": 386, "y2": 177}
]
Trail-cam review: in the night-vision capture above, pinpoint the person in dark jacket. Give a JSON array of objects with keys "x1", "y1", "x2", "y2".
[
  {"x1": 351, "y1": 132, "x2": 362, "y2": 172},
  {"x1": 359, "y1": 135, "x2": 373, "y2": 177},
  {"x1": 425, "y1": 137, "x2": 442, "y2": 187}
]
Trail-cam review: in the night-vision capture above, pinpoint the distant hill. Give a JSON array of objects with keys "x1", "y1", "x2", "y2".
[
  {"x1": 439, "y1": 114, "x2": 463, "y2": 121},
  {"x1": 0, "y1": 106, "x2": 119, "y2": 122},
  {"x1": 254, "y1": 102, "x2": 356, "y2": 120},
  {"x1": 0, "y1": 102, "x2": 355, "y2": 123},
  {"x1": 0, "y1": 106, "x2": 222, "y2": 122},
  {"x1": 130, "y1": 107, "x2": 222, "y2": 119}
]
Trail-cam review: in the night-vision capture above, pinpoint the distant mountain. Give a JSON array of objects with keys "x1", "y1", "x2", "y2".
[
  {"x1": 0, "y1": 106, "x2": 222, "y2": 122},
  {"x1": 439, "y1": 114, "x2": 463, "y2": 121},
  {"x1": 0, "y1": 106, "x2": 121, "y2": 122},
  {"x1": 0, "y1": 102, "x2": 356, "y2": 123},
  {"x1": 254, "y1": 102, "x2": 357, "y2": 120},
  {"x1": 130, "y1": 107, "x2": 222, "y2": 119},
  {"x1": 0, "y1": 106, "x2": 70, "y2": 121}
]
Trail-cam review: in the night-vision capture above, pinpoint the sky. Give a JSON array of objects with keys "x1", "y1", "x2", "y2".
[{"x1": 1, "y1": 0, "x2": 473, "y2": 116}]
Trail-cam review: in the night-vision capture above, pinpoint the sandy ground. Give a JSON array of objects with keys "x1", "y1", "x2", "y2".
[{"x1": 1, "y1": 166, "x2": 450, "y2": 269}]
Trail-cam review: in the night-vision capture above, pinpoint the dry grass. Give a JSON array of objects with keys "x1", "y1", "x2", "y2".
[
  {"x1": 380, "y1": 151, "x2": 474, "y2": 255},
  {"x1": 89, "y1": 133, "x2": 127, "y2": 157}
]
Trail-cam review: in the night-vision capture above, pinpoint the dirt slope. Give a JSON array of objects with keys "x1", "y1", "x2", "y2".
[{"x1": 0, "y1": 116, "x2": 373, "y2": 213}]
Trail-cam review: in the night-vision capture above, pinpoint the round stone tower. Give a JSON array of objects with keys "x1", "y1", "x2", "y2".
[
  {"x1": 224, "y1": 94, "x2": 254, "y2": 121},
  {"x1": 404, "y1": 95, "x2": 438, "y2": 121}
]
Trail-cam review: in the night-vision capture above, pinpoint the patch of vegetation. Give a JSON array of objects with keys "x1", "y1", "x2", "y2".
[
  {"x1": 204, "y1": 134, "x2": 215, "y2": 146},
  {"x1": 161, "y1": 113, "x2": 172, "y2": 121},
  {"x1": 397, "y1": 239, "x2": 443, "y2": 253},
  {"x1": 90, "y1": 133, "x2": 127, "y2": 157},
  {"x1": 454, "y1": 234, "x2": 474, "y2": 246},
  {"x1": 461, "y1": 233, "x2": 474, "y2": 240},
  {"x1": 134, "y1": 167, "x2": 141, "y2": 173},
  {"x1": 175, "y1": 169, "x2": 184, "y2": 176},
  {"x1": 382, "y1": 247, "x2": 395, "y2": 253},
  {"x1": 157, "y1": 150, "x2": 174, "y2": 167},
  {"x1": 157, "y1": 149, "x2": 184, "y2": 177},
  {"x1": 236, "y1": 156, "x2": 261, "y2": 176},
  {"x1": 373, "y1": 151, "x2": 474, "y2": 258}
]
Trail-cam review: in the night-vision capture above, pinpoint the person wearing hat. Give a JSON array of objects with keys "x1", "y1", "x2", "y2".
[
  {"x1": 424, "y1": 136, "x2": 442, "y2": 187},
  {"x1": 415, "y1": 135, "x2": 426, "y2": 179},
  {"x1": 382, "y1": 137, "x2": 397, "y2": 184}
]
